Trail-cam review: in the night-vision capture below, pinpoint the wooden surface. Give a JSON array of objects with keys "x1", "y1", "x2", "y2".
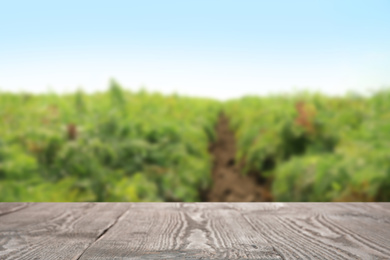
[{"x1": 0, "y1": 203, "x2": 389, "y2": 259}]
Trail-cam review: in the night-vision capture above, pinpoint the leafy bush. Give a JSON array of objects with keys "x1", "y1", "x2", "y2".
[
  {"x1": 0, "y1": 83, "x2": 221, "y2": 202},
  {"x1": 225, "y1": 90, "x2": 390, "y2": 201}
]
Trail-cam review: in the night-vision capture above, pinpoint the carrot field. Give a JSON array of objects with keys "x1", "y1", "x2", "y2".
[{"x1": 1, "y1": 82, "x2": 389, "y2": 202}]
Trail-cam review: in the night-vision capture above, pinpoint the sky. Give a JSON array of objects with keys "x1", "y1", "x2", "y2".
[{"x1": 1, "y1": 0, "x2": 390, "y2": 100}]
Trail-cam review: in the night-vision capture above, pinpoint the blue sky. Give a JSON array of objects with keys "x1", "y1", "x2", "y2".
[{"x1": 1, "y1": 0, "x2": 389, "y2": 99}]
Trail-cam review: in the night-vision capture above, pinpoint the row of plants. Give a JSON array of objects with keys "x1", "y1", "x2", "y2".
[
  {"x1": 0, "y1": 81, "x2": 221, "y2": 202},
  {"x1": 2, "y1": 83, "x2": 389, "y2": 202},
  {"x1": 224, "y1": 90, "x2": 390, "y2": 201}
]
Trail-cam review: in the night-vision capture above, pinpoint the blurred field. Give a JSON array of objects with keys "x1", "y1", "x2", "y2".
[
  {"x1": 0, "y1": 81, "x2": 220, "y2": 202},
  {"x1": 1, "y1": 83, "x2": 389, "y2": 202},
  {"x1": 225, "y1": 91, "x2": 390, "y2": 201}
]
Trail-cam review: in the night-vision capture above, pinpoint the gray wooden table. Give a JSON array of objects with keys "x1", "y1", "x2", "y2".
[{"x1": 0, "y1": 203, "x2": 389, "y2": 259}]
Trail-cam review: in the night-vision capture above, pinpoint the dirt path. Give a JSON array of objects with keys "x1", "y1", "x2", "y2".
[{"x1": 207, "y1": 113, "x2": 272, "y2": 202}]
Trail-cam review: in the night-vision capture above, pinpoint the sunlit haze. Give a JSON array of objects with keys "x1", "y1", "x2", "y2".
[{"x1": 1, "y1": 0, "x2": 389, "y2": 100}]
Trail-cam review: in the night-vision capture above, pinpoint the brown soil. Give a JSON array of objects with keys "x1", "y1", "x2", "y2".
[{"x1": 206, "y1": 113, "x2": 273, "y2": 202}]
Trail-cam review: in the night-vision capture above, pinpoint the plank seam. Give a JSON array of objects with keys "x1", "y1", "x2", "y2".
[
  {"x1": 75, "y1": 207, "x2": 130, "y2": 260},
  {"x1": 230, "y1": 206, "x2": 287, "y2": 260},
  {"x1": 0, "y1": 203, "x2": 31, "y2": 217}
]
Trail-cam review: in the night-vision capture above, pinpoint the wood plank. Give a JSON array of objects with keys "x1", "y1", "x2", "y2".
[
  {"x1": 0, "y1": 203, "x2": 29, "y2": 217},
  {"x1": 240, "y1": 203, "x2": 390, "y2": 259},
  {"x1": 0, "y1": 203, "x2": 129, "y2": 260},
  {"x1": 78, "y1": 203, "x2": 283, "y2": 259},
  {"x1": 1, "y1": 203, "x2": 389, "y2": 259}
]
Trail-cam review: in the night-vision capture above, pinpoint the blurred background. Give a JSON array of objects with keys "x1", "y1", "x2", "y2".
[{"x1": 1, "y1": 0, "x2": 389, "y2": 202}]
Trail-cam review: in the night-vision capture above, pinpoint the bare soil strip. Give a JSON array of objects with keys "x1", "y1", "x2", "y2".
[{"x1": 207, "y1": 113, "x2": 272, "y2": 202}]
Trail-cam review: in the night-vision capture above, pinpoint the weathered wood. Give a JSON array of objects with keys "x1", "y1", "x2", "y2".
[
  {"x1": 0, "y1": 203, "x2": 129, "y2": 260},
  {"x1": 0, "y1": 203, "x2": 29, "y2": 217},
  {"x1": 78, "y1": 203, "x2": 282, "y2": 259},
  {"x1": 0, "y1": 203, "x2": 389, "y2": 259},
  {"x1": 239, "y1": 203, "x2": 390, "y2": 259}
]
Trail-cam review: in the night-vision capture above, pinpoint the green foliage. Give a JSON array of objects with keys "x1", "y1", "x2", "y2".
[
  {"x1": 2, "y1": 84, "x2": 390, "y2": 202},
  {"x1": 0, "y1": 83, "x2": 221, "y2": 202},
  {"x1": 225, "y1": 91, "x2": 390, "y2": 201}
]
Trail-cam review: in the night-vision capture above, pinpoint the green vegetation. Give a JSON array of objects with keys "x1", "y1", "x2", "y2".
[
  {"x1": 1, "y1": 83, "x2": 390, "y2": 202},
  {"x1": 0, "y1": 81, "x2": 220, "y2": 202},
  {"x1": 225, "y1": 90, "x2": 390, "y2": 202}
]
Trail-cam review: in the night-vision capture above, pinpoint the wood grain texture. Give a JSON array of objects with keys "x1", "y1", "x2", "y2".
[
  {"x1": 0, "y1": 203, "x2": 29, "y2": 217},
  {"x1": 0, "y1": 203, "x2": 129, "y2": 260},
  {"x1": 239, "y1": 203, "x2": 390, "y2": 259},
  {"x1": 0, "y1": 203, "x2": 389, "y2": 259},
  {"x1": 78, "y1": 203, "x2": 282, "y2": 259}
]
